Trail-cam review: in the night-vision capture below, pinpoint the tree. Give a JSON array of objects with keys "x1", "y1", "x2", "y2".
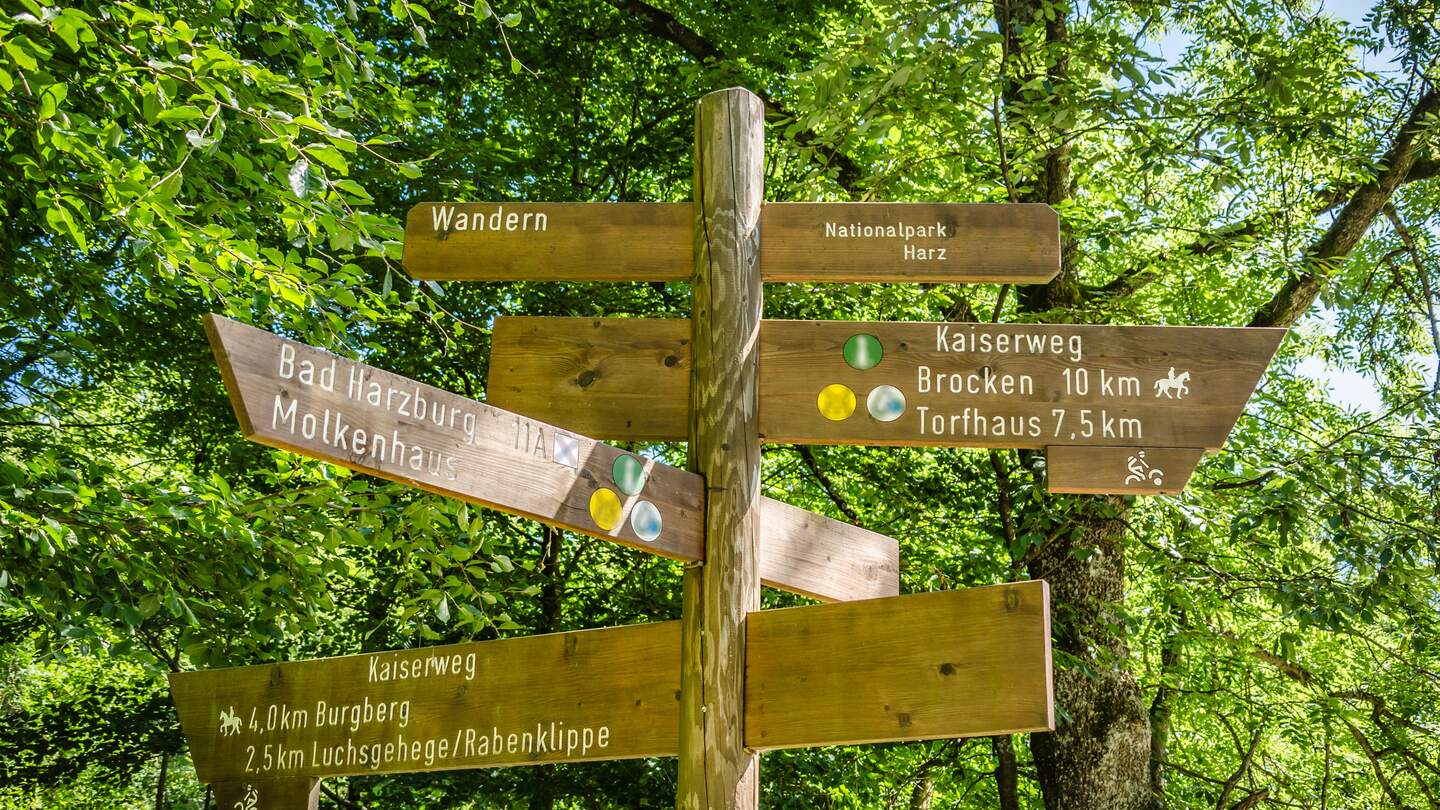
[{"x1": 1, "y1": 0, "x2": 1437, "y2": 807}]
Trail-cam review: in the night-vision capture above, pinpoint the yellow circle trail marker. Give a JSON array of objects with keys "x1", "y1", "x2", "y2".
[
  {"x1": 817, "y1": 384, "x2": 857, "y2": 421},
  {"x1": 589, "y1": 488, "x2": 623, "y2": 531}
]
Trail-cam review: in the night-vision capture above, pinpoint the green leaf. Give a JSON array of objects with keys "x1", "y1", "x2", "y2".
[
  {"x1": 288, "y1": 157, "x2": 313, "y2": 198},
  {"x1": 36, "y1": 83, "x2": 65, "y2": 120},
  {"x1": 155, "y1": 170, "x2": 183, "y2": 202},
  {"x1": 4, "y1": 39, "x2": 38, "y2": 71},
  {"x1": 156, "y1": 105, "x2": 205, "y2": 122},
  {"x1": 304, "y1": 143, "x2": 349, "y2": 174}
]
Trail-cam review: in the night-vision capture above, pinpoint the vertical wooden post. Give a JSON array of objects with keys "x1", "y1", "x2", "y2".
[{"x1": 678, "y1": 88, "x2": 765, "y2": 809}]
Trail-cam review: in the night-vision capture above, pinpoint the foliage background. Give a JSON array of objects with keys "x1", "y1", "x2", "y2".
[{"x1": 0, "y1": 0, "x2": 1437, "y2": 807}]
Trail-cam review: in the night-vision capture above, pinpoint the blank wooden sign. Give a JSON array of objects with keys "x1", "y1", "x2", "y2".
[
  {"x1": 759, "y1": 497, "x2": 898, "y2": 603},
  {"x1": 403, "y1": 203, "x2": 1058, "y2": 284},
  {"x1": 169, "y1": 622, "x2": 682, "y2": 784},
  {"x1": 746, "y1": 581, "x2": 1053, "y2": 749},
  {"x1": 488, "y1": 316, "x2": 692, "y2": 442}
]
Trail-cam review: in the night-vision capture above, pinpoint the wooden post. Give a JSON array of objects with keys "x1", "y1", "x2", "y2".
[{"x1": 678, "y1": 87, "x2": 765, "y2": 808}]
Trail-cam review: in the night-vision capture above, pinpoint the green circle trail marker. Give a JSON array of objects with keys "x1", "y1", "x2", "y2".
[
  {"x1": 844, "y1": 334, "x2": 883, "y2": 370},
  {"x1": 613, "y1": 454, "x2": 648, "y2": 495}
]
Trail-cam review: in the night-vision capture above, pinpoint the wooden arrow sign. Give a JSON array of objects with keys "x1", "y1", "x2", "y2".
[
  {"x1": 402, "y1": 203, "x2": 1059, "y2": 284},
  {"x1": 171, "y1": 582, "x2": 1051, "y2": 806},
  {"x1": 204, "y1": 315, "x2": 897, "y2": 602},
  {"x1": 486, "y1": 317, "x2": 1284, "y2": 494},
  {"x1": 205, "y1": 314, "x2": 704, "y2": 561},
  {"x1": 170, "y1": 621, "x2": 682, "y2": 786}
]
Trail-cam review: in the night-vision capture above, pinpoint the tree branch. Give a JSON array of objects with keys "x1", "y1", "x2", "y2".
[
  {"x1": 1250, "y1": 87, "x2": 1440, "y2": 328},
  {"x1": 794, "y1": 445, "x2": 864, "y2": 524},
  {"x1": 598, "y1": 0, "x2": 866, "y2": 191},
  {"x1": 1088, "y1": 116, "x2": 1440, "y2": 303}
]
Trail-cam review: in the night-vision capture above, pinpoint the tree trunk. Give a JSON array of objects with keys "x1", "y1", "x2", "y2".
[
  {"x1": 154, "y1": 751, "x2": 169, "y2": 810},
  {"x1": 908, "y1": 774, "x2": 934, "y2": 810},
  {"x1": 996, "y1": 0, "x2": 1153, "y2": 802},
  {"x1": 1149, "y1": 605, "x2": 1184, "y2": 807},
  {"x1": 528, "y1": 526, "x2": 567, "y2": 810},
  {"x1": 1026, "y1": 499, "x2": 1150, "y2": 809},
  {"x1": 993, "y1": 735, "x2": 1021, "y2": 810}
]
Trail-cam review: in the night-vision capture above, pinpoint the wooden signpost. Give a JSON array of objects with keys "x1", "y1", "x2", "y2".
[{"x1": 173, "y1": 86, "x2": 1282, "y2": 809}]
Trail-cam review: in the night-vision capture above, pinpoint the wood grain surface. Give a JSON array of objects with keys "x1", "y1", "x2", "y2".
[
  {"x1": 404, "y1": 202, "x2": 691, "y2": 281},
  {"x1": 678, "y1": 87, "x2": 764, "y2": 810},
  {"x1": 1046, "y1": 446, "x2": 1205, "y2": 495},
  {"x1": 204, "y1": 315, "x2": 703, "y2": 562},
  {"x1": 488, "y1": 316, "x2": 690, "y2": 442},
  {"x1": 759, "y1": 498, "x2": 898, "y2": 602},
  {"x1": 746, "y1": 581, "x2": 1053, "y2": 750},
  {"x1": 487, "y1": 317, "x2": 1284, "y2": 453},
  {"x1": 170, "y1": 622, "x2": 682, "y2": 784},
  {"x1": 760, "y1": 202, "x2": 1058, "y2": 283},
  {"x1": 403, "y1": 203, "x2": 1058, "y2": 284}
]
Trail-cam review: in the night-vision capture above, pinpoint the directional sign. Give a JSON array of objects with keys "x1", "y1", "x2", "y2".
[
  {"x1": 171, "y1": 582, "x2": 1051, "y2": 800},
  {"x1": 759, "y1": 203, "x2": 1059, "y2": 284},
  {"x1": 404, "y1": 203, "x2": 690, "y2": 282},
  {"x1": 1045, "y1": 446, "x2": 1206, "y2": 495},
  {"x1": 486, "y1": 317, "x2": 1284, "y2": 494},
  {"x1": 758, "y1": 321, "x2": 1284, "y2": 450},
  {"x1": 170, "y1": 621, "x2": 682, "y2": 785},
  {"x1": 403, "y1": 203, "x2": 1060, "y2": 284},
  {"x1": 204, "y1": 315, "x2": 897, "y2": 602},
  {"x1": 205, "y1": 314, "x2": 704, "y2": 561}
]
